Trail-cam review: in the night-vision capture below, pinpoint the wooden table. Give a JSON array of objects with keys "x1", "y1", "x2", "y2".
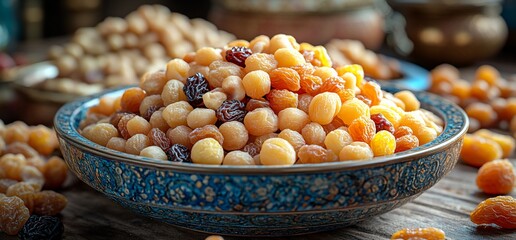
[{"x1": 1, "y1": 41, "x2": 516, "y2": 239}]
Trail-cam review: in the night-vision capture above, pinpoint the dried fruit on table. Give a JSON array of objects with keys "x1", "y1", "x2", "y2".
[
  {"x1": 6, "y1": 182, "x2": 38, "y2": 213},
  {"x1": 43, "y1": 156, "x2": 68, "y2": 189},
  {"x1": 460, "y1": 134, "x2": 503, "y2": 167},
  {"x1": 0, "y1": 179, "x2": 18, "y2": 194},
  {"x1": 473, "y1": 129, "x2": 515, "y2": 159},
  {"x1": 27, "y1": 125, "x2": 58, "y2": 155},
  {"x1": 184, "y1": 73, "x2": 210, "y2": 107},
  {"x1": 32, "y1": 190, "x2": 68, "y2": 216},
  {"x1": 0, "y1": 196, "x2": 30, "y2": 235},
  {"x1": 225, "y1": 46, "x2": 252, "y2": 68},
  {"x1": 18, "y1": 215, "x2": 64, "y2": 240},
  {"x1": 470, "y1": 195, "x2": 516, "y2": 229},
  {"x1": 476, "y1": 159, "x2": 515, "y2": 195},
  {"x1": 0, "y1": 153, "x2": 27, "y2": 181},
  {"x1": 390, "y1": 227, "x2": 445, "y2": 240}
]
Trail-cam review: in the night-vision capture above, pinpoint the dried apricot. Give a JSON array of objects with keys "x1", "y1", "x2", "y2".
[
  {"x1": 460, "y1": 134, "x2": 503, "y2": 167},
  {"x1": 476, "y1": 159, "x2": 515, "y2": 195},
  {"x1": 470, "y1": 195, "x2": 516, "y2": 229},
  {"x1": 390, "y1": 227, "x2": 445, "y2": 240}
]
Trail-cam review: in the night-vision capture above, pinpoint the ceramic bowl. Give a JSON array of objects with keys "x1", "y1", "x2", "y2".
[{"x1": 54, "y1": 86, "x2": 468, "y2": 236}]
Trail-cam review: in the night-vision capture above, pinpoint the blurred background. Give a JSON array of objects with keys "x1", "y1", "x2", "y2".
[{"x1": 0, "y1": 0, "x2": 515, "y2": 125}]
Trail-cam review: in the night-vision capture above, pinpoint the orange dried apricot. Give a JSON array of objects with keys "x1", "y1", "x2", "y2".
[
  {"x1": 473, "y1": 129, "x2": 515, "y2": 158},
  {"x1": 470, "y1": 195, "x2": 516, "y2": 229},
  {"x1": 476, "y1": 159, "x2": 515, "y2": 195},
  {"x1": 460, "y1": 134, "x2": 503, "y2": 167},
  {"x1": 390, "y1": 227, "x2": 445, "y2": 240}
]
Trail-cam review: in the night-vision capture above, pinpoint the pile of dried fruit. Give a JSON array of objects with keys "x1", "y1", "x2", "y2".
[
  {"x1": 79, "y1": 33, "x2": 443, "y2": 166},
  {"x1": 41, "y1": 4, "x2": 235, "y2": 96},
  {"x1": 429, "y1": 64, "x2": 516, "y2": 136},
  {"x1": 0, "y1": 120, "x2": 68, "y2": 237},
  {"x1": 326, "y1": 39, "x2": 402, "y2": 80}
]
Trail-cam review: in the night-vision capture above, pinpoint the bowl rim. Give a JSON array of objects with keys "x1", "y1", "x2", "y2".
[{"x1": 54, "y1": 85, "x2": 468, "y2": 174}]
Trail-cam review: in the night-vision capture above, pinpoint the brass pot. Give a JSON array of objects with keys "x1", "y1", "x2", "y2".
[{"x1": 389, "y1": 0, "x2": 507, "y2": 66}]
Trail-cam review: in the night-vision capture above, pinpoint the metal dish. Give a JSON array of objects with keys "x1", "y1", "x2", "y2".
[{"x1": 54, "y1": 86, "x2": 468, "y2": 236}]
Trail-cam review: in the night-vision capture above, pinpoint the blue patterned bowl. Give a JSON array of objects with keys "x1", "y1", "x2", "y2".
[{"x1": 54, "y1": 86, "x2": 468, "y2": 237}]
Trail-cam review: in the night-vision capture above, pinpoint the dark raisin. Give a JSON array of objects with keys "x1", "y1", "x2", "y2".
[
  {"x1": 18, "y1": 215, "x2": 64, "y2": 240},
  {"x1": 370, "y1": 113, "x2": 395, "y2": 134},
  {"x1": 110, "y1": 111, "x2": 133, "y2": 126},
  {"x1": 225, "y1": 47, "x2": 252, "y2": 68},
  {"x1": 183, "y1": 73, "x2": 210, "y2": 107},
  {"x1": 216, "y1": 99, "x2": 247, "y2": 123},
  {"x1": 142, "y1": 105, "x2": 160, "y2": 120},
  {"x1": 166, "y1": 144, "x2": 191, "y2": 163},
  {"x1": 242, "y1": 143, "x2": 260, "y2": 157},
  {"x1": 148, "y1": 128, "x2": 171, "y2": 151}
]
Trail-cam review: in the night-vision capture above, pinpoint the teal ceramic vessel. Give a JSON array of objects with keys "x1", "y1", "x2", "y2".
[{"x1": 54, "y1": 86, "x2": 468, "y2": 236}]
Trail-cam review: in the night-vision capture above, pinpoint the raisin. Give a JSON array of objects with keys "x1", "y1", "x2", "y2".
[
  {"x1": 189, "y1": 125, "x2": 224, "y2": 145},
  {"x1": 242, "y1": 143, "x2": 260, "y2": 157},
  {"x1": 476, "y1": 159, "x2": 515, "y2": 195},
  {"x1": 0, "y1": 196, "x2": 30, "y2": 235},
  {"x1": 356, "y1": 94, "x2": 372, "y2": 106},
  {"x1": 297, "y1": 145, "x2": 337, "y2": 164},
  {"x1": 348, "y1": 116, "x2": 376, "y2": 143},
  {"x1": 390, "y1": 227, "x2": 445, "y2": 240},
  {"x1": 6, "y1": 182, "x2": 38, "y2": 213},
  {"x1": 361, "y1": 81, "x2": 383, "y2": 106},
  {"x1": 117, "y1": 113, "x2": 137, "y2": 139},
  {"x1": 33, "y1": 191, "x2": 68, "y2": 216},
  {"x1": 225, "y1": 46, "x2": 252, "y2": 67},
  {"x1": 109, "y1": 111, "x2": 132, "y2": 127},
  {"x1": 142, "y1": 104, "x2": 160, "y2": 120},
  {"x1": 166, "y1": 144, "x2": 191, "y2": 163},
  {"x1": 184, "y1": 73, "x2": 210, "y2": 107},
  {"x1": 470, "y1": 195, "x2": 516, "y2": 229},
  {"x1": 19, "y1": 215, "x2": 64, "y2": 240},
  {"x1": 267, "y1": 89, "x2": 298, "y2": 113},
  {"x1": 147, "y1": 128, "x2": 171, "y2": 151},
  {"x1": 317, "y1": 76, "x2": 354, "y2": 102},
  {"x1": 4, "y1": 142, "x2": 39, "y2": 159},
  {"x1": 371, "y1": 113, "x2": 395, "y2": 134},
  {"x1": 269, "y1": 67, "x2": 301, "y2": 91},
  {"x1": 43, "y1": 156, "x2": 68, "y2": 190},
  {"x1": 245, "y1": 99, "x2": 270, "y2": 112},
  {"x1": 0, "y1": 179, "x2": 18, "y2": 194},
  {"x1": 395, "y1": 135, "x2": 419, "y2": 153},
  {"x1": 394, "y1": 126, "x2": 413, "y2": 138},
  {"x1": 216, "y1": 99, "x2": 247, "y2": 123},
  {"x1": 120, "y1": 87, "x2": 146, "y2": 113},
  {"x1": 299, "y1": 74, "x2": 322, "y2": 95}
]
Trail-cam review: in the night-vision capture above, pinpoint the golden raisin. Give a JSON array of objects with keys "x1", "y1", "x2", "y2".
[
  {"x1": 470, "y1": 195, "x2": 516, "y2": 229},
  {"x1": 27, "y1": 125, "x2": 58, "y2": 155},
  {"x1": 32, "y1": 190, "x2": 68, "y2": 216},
  {"x1": 395, "y1": 135, "x2": 419, "y2": 153},
  {"x1": 299, "y1": 74, "x2": 322, "y2": 95},
  {"x1": 337, "y1": 98, "x2": 370, "y2": 126},
  {"x1": 317, "y1": 76, "x2": 354, "y2": 102},
  {"x1": 189, "y1": 125, "x2": 224, "y2": 146},
  {"x1": 476, "y1": 159, "x2": 515, "y2": 195},
  {"x1": 297, "y1": 145, "x2": 337, "y2": 164},
  {"x1": 43, "y1": 156, "x2": 68, "y2": 189},
  {"x1": 360, "y1": 81, "x2": 383, "y2": 106},
  {"x1": 348, "y1": 116, "x2": 376, "y2": 143},
  {"x1": 465, "y1": 103, "x2": 497, "y2": 128},
  {"x1": 370, "y1": 130, "x2": 396, "y2": 157},
  {"x1": 473, "y1": 129, "x2": 515, "y2": 158},
  {"x1": 390, "y1": 227, "x2": 445, "y2": 240},
  {"x1": 0, "y1": 196, "x2": 30, "y2": 235},
  {"x1": 120, "y1": 87, "x2": 146, "y2": 113},
  {"x1": 267, "y1": 89, "x2": 298, "y2": 113},
  {"x1": 269, "y1": 67, "x2": 301, "y2": 91}
]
